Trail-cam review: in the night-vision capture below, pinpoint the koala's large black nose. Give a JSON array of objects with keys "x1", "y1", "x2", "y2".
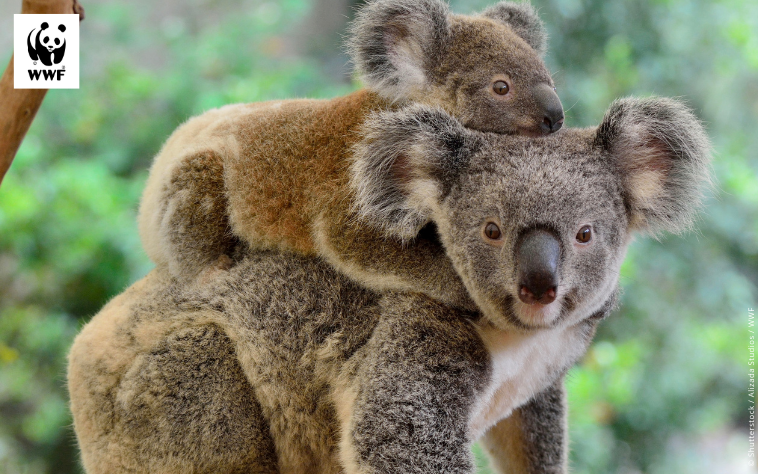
[
  {"x1": 516, "y1": 228, "x2": 561, "y2": 305},
  {"x1": 534, "y1": 83, "x2": 564, "y2": 134}
]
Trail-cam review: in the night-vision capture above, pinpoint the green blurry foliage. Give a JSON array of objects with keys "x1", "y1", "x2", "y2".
[{"x1": 0, "y1": 0, "x2": 755, "y2": 472}]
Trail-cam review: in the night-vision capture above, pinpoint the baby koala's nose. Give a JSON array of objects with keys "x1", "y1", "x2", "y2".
[
  {"x1": 516, "y1": 228, "x2": 561, "y2": 305},
  {"x1": 534, "y1": 83, "x2": 564, "y2": 134},
  {"x1": 542, "y1": 111, "x2": 564, "y2": 134}
]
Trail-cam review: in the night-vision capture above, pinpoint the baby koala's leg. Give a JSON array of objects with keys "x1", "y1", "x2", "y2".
[
  {"x1": 315, "y1": 208, "x2": 477, "y2": 311},
  {"x1": 159, "y1": 150, "x2": 240, "y2": 280},
  {"x1": 335, "y1": 294, "x2": 489, "y2": 474}
]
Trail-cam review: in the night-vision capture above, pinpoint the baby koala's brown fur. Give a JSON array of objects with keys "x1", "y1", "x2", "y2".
[{"x1": 139, "y1": 0, "x2": 563, "y2": 308}]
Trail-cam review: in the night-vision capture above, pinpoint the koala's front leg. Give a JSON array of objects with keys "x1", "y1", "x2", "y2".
[
  {"x1": 480, "y1": 377, "x2": 568, "y2": 474},
  {"x1": 316, "y1": 208, "x2": 477, "y2": 311},
  {"x1": 336, "y1": 295, "x2": 490, "y2": 474}
]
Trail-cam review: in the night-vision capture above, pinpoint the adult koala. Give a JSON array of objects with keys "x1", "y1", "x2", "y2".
[
  {"x1": 69, "y1": 97, "x2": 710, "y2": 473},
  {"x1": 138, "y1": 0, "x2": 564, "y2": 308}
]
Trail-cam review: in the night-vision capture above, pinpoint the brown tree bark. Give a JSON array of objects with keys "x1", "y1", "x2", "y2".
[{"x1": 0, "y1": 0, "x2": 84, "y2": 187}]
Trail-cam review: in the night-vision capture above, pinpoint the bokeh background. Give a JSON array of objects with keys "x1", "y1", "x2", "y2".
[{"x1": 0, "y1": 0, "x2": 756, "y2": 472}]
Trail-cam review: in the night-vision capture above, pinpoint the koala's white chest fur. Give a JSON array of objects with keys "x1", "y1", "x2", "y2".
[{"x1": 468, "y1": 323, "x2": 587, "y2": 440}]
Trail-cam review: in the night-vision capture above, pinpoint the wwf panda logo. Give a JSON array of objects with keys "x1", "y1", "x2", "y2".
[{"x1": 27, "y1": 22, "x2": 66, "y2": 67}]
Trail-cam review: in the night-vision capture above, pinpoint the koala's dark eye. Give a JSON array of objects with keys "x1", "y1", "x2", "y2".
[
  {"x1": 493, "y1": 80, "x2": 510, "y2": 95},
  {"x1": 54, "y1": 38, "x2": 60, "y2": 45},
  {"x1": 43, "y1": 36, "x2": 49, "y2": 44},
  {"x1": 576, "y1": 225, "x2": 592, "y2": 243},
  {"x1": 484, "y1": 222, "x2": 502, "y2": 240}
]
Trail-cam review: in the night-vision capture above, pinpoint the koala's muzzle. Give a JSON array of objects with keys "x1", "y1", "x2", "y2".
[
  {"x1": 516, "y1": 228, "x2": 561, "y2": 305},
  {"x1": 534, "y1": 83, "x2": 564, "y2": 134}
]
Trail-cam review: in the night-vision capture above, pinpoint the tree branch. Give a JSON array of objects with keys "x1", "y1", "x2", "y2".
[{"x1": 0, "y1": 0, "x2": 84, "y2": 187}]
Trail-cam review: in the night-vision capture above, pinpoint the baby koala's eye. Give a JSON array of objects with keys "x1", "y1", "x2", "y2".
[
  {"x1": 576, "y1": 225, "x2": 592, "y2": 243},
  {"x1": 484, "y1": 222, "x2": 502, "y2": 240},
  {"x1": 493, "y1": 80, "x2": 510, "y2": 95}
]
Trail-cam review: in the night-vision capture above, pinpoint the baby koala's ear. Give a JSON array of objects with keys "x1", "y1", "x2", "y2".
[
  {"x1": 347, "y1": 0, "x2": 451, "y2": 102},
  {"x1": 480, "y1": 1, "x2": 547, "y2": 56},
  {"x1": 351, "y1": 105, "x2": 480, "y2": 242},
  {"x1": 594, "y1": 97, "x2": 712, "y2": 235}
]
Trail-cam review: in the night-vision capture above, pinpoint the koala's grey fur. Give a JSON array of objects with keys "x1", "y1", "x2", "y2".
[
  {"x1": 70, "y1": 97, "x2": 710, "y2": 473},
  {"x1": 350, "y1": 97, "x2": 709, "y2": 329},
  {"x1": 346, "y1": 0, "x2": 452, "y2": 102},
  {"x1": 479, "y1": 2, "x2": 547, "y2": 56},
  {"x1": 346, "y1": 0, "x2": 549, "y2": 103},
  {"x1": 593, "y1": 98, "x2": 713, "y2": 234},
  {"x1": 138, "y1": 0, "x2": 562, "y2": 303},
  {"x1": 70, "y1": 252, "x2": 601, "y2": 474}
]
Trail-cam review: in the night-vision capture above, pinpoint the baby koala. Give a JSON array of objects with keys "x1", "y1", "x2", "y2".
[
  {"x1": 69, "y1": 97, "x2": 710, "y2": 473},
  {"x1": 138, "y1": 0, "x2": 563, "y2": 308}
]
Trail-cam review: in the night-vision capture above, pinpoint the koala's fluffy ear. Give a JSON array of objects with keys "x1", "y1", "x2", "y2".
[
  {"x1": 595, "y1": 97, "x2": 712, "y2": 234},
  {"x1": 480, "y1": 2, "x2": 547, "y2": 56},
  {"x1": 347, "y1": 0, "x2": 451, "y2": 102},
  {"x1": 351, "y1": 106, "x2": 480, "y2": 242}
]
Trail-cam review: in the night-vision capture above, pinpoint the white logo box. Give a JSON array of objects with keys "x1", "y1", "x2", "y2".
[{"x1": 14, "y1": 14, "x2": 79, "y2": 89}]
